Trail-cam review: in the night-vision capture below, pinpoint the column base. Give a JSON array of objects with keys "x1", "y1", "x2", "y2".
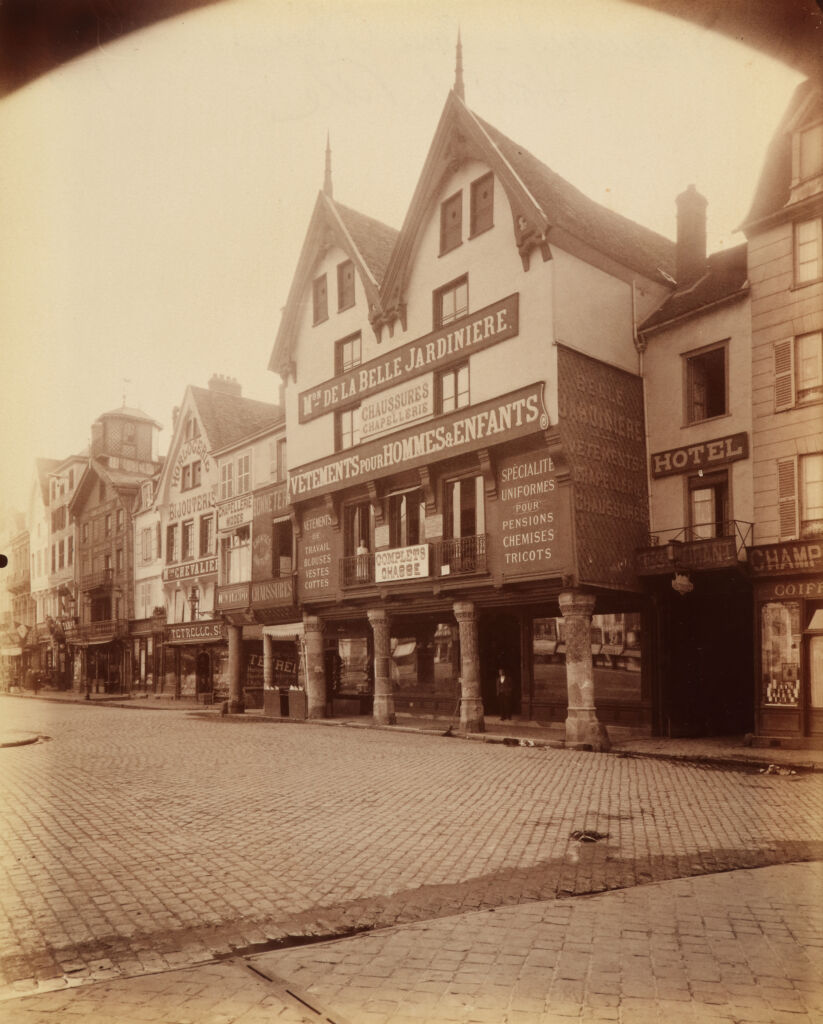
[
  {"x1": 373, "y1": 694, "x2": 396, "y2": 726},
  {"x1": 565, "y1": 708, "x2": 610, "y2": 751},
  {"x1": 228, "y1": 699, "x2": 245, "y2": 715},
  {"x1": 460, "y1": 697, "x2": 485, "y2": 734}
]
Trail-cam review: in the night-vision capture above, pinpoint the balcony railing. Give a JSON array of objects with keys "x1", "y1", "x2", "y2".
[
  {"x1": 636, "y1": 520, "x2": 753, "y2": 575},
  {"x1": 80, "y1": 568, "x2": 114, "y2": 592},
  {"x1": 84, "y1": 618, "x2": 127, "y2": 638},
  {"x1": 341, "y1": 553, "x2": 375, "y2": 587},
  {"x1": 6, "y1": 568, "x2": 31, "y2": 594},
  {"x1": 645, "y1": 520, "x2": 752, "y2": 558},
  {"x1": 432, "y1": 534, "x2": 488, "y2": 577}
]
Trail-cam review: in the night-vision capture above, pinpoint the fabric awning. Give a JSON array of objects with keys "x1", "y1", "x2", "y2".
[
  {"x1": 392, "y1": 641, "x2": 417, "y2": 659},
  {"x1": 1, "y1": 646, "x2": 22, "y2": 656},
  {"x1": 262, "y1": 622, "x2": 304, "y2": 641}
]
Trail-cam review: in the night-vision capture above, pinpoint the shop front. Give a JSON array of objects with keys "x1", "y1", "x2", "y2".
[
  {"x1": 129, "y1": 618, "x2": 165, "y2": 693},
  {"x1": 750, "y1": 540, "x2": 823, "y2": 747},
  {"x1": 164, "y1": 619, "x2": 228, "y2": 701}
]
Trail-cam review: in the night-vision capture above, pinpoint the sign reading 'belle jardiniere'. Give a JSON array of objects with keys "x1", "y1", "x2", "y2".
[
  {"x1": 289, "y1": 383, "x2": 549, "y2": 502},
  {"x1": 298, "y1": 295, "x2": 519, "y2": 423}
]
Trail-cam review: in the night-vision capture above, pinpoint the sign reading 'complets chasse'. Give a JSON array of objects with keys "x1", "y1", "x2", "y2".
[
  {"x1": 289, "y1": 383, "x2": 549, "y2": 502},
  {"x1": 298, "y1": 295, "x2": 519, "y2": 423}
]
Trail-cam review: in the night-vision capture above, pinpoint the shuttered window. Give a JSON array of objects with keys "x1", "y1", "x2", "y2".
[
  {"x1": 773, "y1": 338, "x2": 795, "y2": 411},
  {"x1": 794, "y1": 218, "x2": 822, "y2": 284},
  {"x1": 777, "y1": 457, "x2": 799, "y2": 540}
]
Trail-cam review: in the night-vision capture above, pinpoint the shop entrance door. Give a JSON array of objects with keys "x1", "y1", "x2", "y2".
[
  {"x1": 806, "y1": 606, "x2": 823, "y2": 738},
  {"x1": 196, "y1": 652, "x2": 212, "y2": 698},
  {"x1": 479, "y1": 612, "x2": 521, "y2": 717}
]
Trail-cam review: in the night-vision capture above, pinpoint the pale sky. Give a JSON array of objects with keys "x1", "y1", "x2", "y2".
[{"x1": 0, "y1": 0, "x2": 803, "y2": 513}]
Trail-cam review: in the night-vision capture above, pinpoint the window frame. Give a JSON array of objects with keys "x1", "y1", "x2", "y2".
[
  {"x1": 436, "y1": 361, "x2": 470, "y2": 414},
  {"x1": 272, "y1": 516, "x2": 294, "y2": 577},
  {"x1": 443, "y1": 474, "x2": 485, "y2": 540},
  {"x1": 181, "y1": 519, "x2": 194, "y2": 562},
  {"x1": 439, "y1": 190, "x2": 463, "y2": 255},
  {"x1": 334, "y1": 405, "x2": 361, "y2": 452},
  {"x1": 686, "y1": 470, "x2": 729, "y2": 541},
  {"x1": 794, "y1": 217, "x2": 823, "y2": 286},
  {"x1": 337, "y1": 259, "x2": 355, "y2": 312},
  {"x1": 469, "y1": 172, "x2": 494, "y2": 237},
  {"x1": 312, "y1": 273, "x2": 329, "y2": 325},
  {"x1": 166, "y1": 524, "x2": 179, "y2": 565},
  {"x1": 683, "y1": 341, "x2": 728, "y2": 425},
  {"x1": 800, "y1": 452, "x2": 823, "y2": 539},
  {"x1": 388, "y1": 488, "x2": 426, "y2": 549},
  {"x1": 199, "y1": 514, "x2": 214, "y2": 557},
  {"x1": 343, "y1": 500, "x2": 374, "y2": 558},
  {"x1": 798, "y1": 122, "x2": 823, "y2": 183},
  {"x1": 335, "y1": 331, "x2": 362, "y2": 376},
  {"x1": 433, "y1": 274, "x2": 469, "y2": 329},
  {"x1": 774, "y1": 332, "x2": 823, "y2": 411}
]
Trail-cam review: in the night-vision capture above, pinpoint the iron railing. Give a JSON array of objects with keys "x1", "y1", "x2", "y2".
[
  {"x1": 431, "y1": 534, "x2": 487, "y2": 576},
  {"x1": 341, "y1": 553, "x2": 375, "y2": 587},
  {"x1": 645, "y1": 520, "x2": 753, "y2": 560},
  {"x1": 80, "y1": 568, "x2": 114, "y2": 592}
]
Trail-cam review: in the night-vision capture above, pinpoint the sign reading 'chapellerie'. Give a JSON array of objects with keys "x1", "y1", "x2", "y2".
[
  {"x1": 298, "y1": 295, "x2": 519, "y2": 423},
  {"x1": 289, "y1": 383, "x2": 549, "y2": 502}
]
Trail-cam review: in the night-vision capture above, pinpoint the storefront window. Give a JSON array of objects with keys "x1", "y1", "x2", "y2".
[
  {"x1": 761, "y1": 601, "x2": 801, "y2": 706},
  {"x1": 390, "y1": 621, "x2": 458, "y2": 703}
]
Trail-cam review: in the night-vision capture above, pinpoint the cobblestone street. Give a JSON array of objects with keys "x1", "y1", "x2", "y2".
[{"x1": 1, "y1": 698, "x2": 822, "y2": 1011}]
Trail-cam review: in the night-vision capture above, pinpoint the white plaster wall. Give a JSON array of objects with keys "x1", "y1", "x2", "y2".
[{"x1": 642, "y1": 297, "x2": 752, "y2": 536}]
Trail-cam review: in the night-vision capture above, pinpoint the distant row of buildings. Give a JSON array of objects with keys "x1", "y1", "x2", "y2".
[{"x1": 2, "y1": 67, "x2": 821, "y2": 748}]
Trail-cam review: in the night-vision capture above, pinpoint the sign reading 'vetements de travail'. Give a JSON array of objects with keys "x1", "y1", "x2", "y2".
[
  {"x1": 297, "y1": 294, "x2": 519, "y2": 423},
  {"x1": 288, "y1": 383, "x2": 549, "y2": 503}
]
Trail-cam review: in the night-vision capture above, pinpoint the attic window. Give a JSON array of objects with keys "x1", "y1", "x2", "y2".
[
  {"x1": 337, "y1": 260, "x2": 355, "y2": 312},
  {"x1": 336, "y1": 332, "x2": 362, "y2": 375},
  {"x1": 440, "y1": 191, "x2": 462, "y2": 255},
  {"x1": 470, "y1": 173, "x2": 494, "y2": 236},
  {"x1": 799, "y1": 123, "x2": 823, "y2": 181},
  {"x1": 434, "y1": 275, "x2": 468, "y2": 328},
  {"x1": 313, "y1": 274, "x2": 328, "y2": 325}
]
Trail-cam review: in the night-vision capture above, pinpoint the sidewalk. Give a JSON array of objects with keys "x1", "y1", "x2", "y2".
[
  {"x1": 2, "y1": 861, "x2": 821, "y2": 1023},
  {"x1": 5, "y1": 688, "x2": 822, "y2": 772}
]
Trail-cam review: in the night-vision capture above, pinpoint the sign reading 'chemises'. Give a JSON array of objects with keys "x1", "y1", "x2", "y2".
[{"x1": 497, "y1": 453, "x2": 573, "y2": 578}]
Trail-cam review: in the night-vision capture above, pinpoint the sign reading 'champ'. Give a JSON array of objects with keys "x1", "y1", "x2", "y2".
[
  {"x1": 298, "y1": 294, "x2": 519, "y2": 423},
  {"x1": 289, "y1": 383, "x2": 549, "y2": 502}
]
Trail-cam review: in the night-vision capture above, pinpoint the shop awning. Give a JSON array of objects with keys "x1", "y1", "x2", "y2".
[
  {"x1": 262, "y1": 622, "x2": 304, "y2": 641},
  {"x1": 1, "y1": 646, "x2": 22, "y2": 656},
  {"x1": 392, "y1": 641, "x2": 417, "y2": 659}
]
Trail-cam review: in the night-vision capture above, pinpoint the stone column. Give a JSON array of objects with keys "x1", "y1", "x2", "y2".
[
  {"x1": 227, "y1": 624, "x2": 244, "y2": 713},
  {"x1": 559, "y1": 590, "x2": 610, "y2": 751},
  {"x1": 302, "y1": 614, "x2": 327, "y2": 719},
  {"x1": 454, "y1": 600, "x2": 484, "y2": 733},
  {"x1": 262, "y1": 633, "x2": 274, "y2": 690},
  {"x1": 367, "y1": 607, "x2": 396, "y2": 726}
]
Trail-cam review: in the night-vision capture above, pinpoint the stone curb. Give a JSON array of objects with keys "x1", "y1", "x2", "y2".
[{"x1": 3, "y1": 691, "x2": 821, "y2": 772}]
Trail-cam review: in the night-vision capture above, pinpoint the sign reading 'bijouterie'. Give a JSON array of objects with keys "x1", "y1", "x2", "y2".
[
  {"x1": 289, "y1": 383, "x2": 549, "y2": 502},
  {"x1": 298, "y1": 294, "x2": 519, "y2": 423}
]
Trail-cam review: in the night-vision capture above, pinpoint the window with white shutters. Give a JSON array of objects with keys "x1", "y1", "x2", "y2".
[
  {"x1": 777, "y1": 457, "x2": 799, "y2": 540},
  {"x1": 773, "y1": 339, "x2": 796, "y2": 412}
]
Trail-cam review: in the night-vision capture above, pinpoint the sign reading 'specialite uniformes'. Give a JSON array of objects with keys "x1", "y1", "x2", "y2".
[{"x1": 497, "y1": 452, "x2": 573, "y2": 579}]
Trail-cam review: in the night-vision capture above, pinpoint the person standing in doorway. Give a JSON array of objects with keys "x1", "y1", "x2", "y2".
[{"x1": 496, "y1": 667, "x2": 512, "y2": 720}]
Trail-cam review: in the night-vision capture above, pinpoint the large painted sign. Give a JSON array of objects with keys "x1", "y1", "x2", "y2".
[
  {"x1": 497, "y1": 452, "x2": 573, "y2": 578},
  {"x1": 167, "y1": 489, "x2": 213, "y2": 522},
  {"x1": 217, "y1": 494, "x2": 253, "y2": 531},
  {"x1": 375, "y1": 544, "x2": 429, "y2": 583},
  {"x1": 171, "y1": 437, "x2": 211, "y2": 487},
  {"x1": 300, "y1": 511, "x2": 335, "y2": 598},
  {"x1": 636, "y1": 536, "x2": 739, "y2": 575},
  {"x1": 166, "y1": 620, "x2": 226, "y2": 643},
  {"x1": 749, "y1": 541, "x2": 823, "y2": 577},
  {"x1": 298, "y1": 294, "x2": 519, "y2": 423},
  {"x1": 251, "y1": 484, "x2": 289, "y2": 581},
  {"x1": 162, "y1": 556, "x2": 217, "y2": 582},
  {"x1": 290, "y1": 383, "x2": 549, "y2": 502},
  {"x1": 651, "y1": 433, "x2": 748, "y2": 478}
]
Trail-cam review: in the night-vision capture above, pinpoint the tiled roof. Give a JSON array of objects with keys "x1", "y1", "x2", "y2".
[
  {"x1": 189, "y1": 387, "x2": 283, "y2": 451},
  {"x1": 639, "y1": 243, "x2": 749, "y2": 334},
  {"x1": 477, "y1": 116, "x2": 676, "y2": 283},
  {"x1": 335, "y1": 202, "x2": 398, "y2": 285},
  {"x1": 741, "y1": 78, "x2": 820, "y2": 229}
]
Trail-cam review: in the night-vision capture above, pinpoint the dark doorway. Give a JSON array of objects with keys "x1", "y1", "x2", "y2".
[
  {"x1": 195, "y1": 651, "x2": 212, "y2": 696},
  {"x1": 479, "y1": 611, "x2": 521, "y2": 717}
]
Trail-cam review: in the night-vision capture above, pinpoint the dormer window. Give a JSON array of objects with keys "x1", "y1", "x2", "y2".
[
  {"x1": 313, "y1": 274, "x2": 328, "y2": 324},
  {"x1": 799, "y1": 122, "x2": 823, "y2": 181},
  {"x1": 440, "y1": 191, "x2": 463, "y2": 254},
  {"x1": 470, "y1": 173, "x2": 494, "y2": 236}
]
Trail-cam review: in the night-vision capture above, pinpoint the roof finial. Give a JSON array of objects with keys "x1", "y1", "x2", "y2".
[
  {"x1": 454, "y1": 29, "x2": 465, "y2": 101},
  {"x1": 323, "y1": 131, "x2": 333, "y2": 198}
]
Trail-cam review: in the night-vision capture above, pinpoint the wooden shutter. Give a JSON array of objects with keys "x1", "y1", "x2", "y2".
[
  {"x1": 777, "y1": 456, "x2": 799, "y2": 540},
  {"x1": 155, "y1": 522, "x2": 162, "y2": 560},
  {"x1": 774, "y1": 338, "x2": 796, "y2": 411}
]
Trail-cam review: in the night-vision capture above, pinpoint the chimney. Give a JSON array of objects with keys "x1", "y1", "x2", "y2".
[
  {"x1": 675, "y1": 184, "x2": 707, "y2": 287},
  {"x1": 208, "y1": 374, "x2": 242, "y2": 398}
]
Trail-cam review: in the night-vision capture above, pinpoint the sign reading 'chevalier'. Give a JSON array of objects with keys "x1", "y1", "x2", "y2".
[
  {"x1": 290, "y1": 383, "x2": 548, "y2": 502},
  {"x1": 298, "y1": 294, "x2": 519, "y2": 423}
]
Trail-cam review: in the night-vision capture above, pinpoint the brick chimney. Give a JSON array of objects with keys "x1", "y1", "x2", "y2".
[
  {"x1": 208, "y1": 374, "x2": 242, "y2": 398},
  {"x1": 675, "y1": 184, "x2": 707, "y2": 287}
]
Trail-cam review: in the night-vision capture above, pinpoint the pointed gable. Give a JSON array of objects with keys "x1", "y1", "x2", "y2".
[
  {"x1": 268, "y1": 191, "x2": 398, "y2": 378},
  {"x1": 378, "y1": 91, "x2": 675, "y2": 330}
]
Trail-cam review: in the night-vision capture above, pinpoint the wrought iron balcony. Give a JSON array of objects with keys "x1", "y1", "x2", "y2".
[
  {"x1": 84, "y1": 618, "x2": 127, "y2": 638},
  {"x1": 6, "y1": 567, "x2": 31, "y2": 594},
  {"x1": 431, "y1": 534, "x2": 487, "y2": 577},
  {"x1": 636, "y1": 520, "x2": 753, "y2": 575},
  {"x1": 341, "y1": 553, "x2": 375, "y2": 587},
  {"x1": 80, "y1": 568, "x2": 114, "y2": 592}
]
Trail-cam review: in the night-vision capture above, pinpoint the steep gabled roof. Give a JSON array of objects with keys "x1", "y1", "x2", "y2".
[
  {"x1": 638, "y1": 243, "x2": 749, "y2": 335},
  {"x1": 268, "y1": 191, "x2": 398, "y2": 378},
  {"x1": 188, "y1": 387, "x2": 282, "y2": 451},
  {"x1": 741, "y1": 78, "x2": 821, "y2": 230},
  {"x1": 379, "y1": 91, "x2": 675, "y2": 320},
  {"x1": 68, "y1": 457, "x2": 154, "y2": 516}
]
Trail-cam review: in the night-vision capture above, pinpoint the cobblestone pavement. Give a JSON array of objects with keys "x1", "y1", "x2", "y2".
[
  {"x1": 1, "y1": 862, "x2": 820, "y2": 1022},
  {"x1": 0, "y1": 697, "x2": 822, "y2": 1005}
]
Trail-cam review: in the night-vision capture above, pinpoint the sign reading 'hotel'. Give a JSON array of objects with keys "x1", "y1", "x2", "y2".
[
  {"x1": 289, "y1": 383, "x2": 549, "y2": 502},
  {"x1": 298, "y1": 294, "x2": 519, "y2": 423}
]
